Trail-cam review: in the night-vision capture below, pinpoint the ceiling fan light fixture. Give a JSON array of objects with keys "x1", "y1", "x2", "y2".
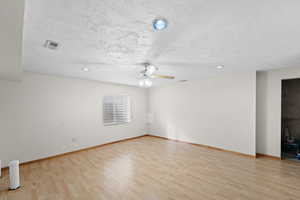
[
  {"x1": 145, "y1": 64, "x2": 156, "y2": 76},
  {"x1": 153, "y1": 19, "x2": 168, "y2": 30},
  {"x1": 139, "y1": 79, "x2": 152, "y2": 88}
]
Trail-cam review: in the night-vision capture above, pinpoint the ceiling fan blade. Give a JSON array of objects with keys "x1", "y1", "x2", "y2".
[{"x1": 152, "y1": 74, "x2": 175, "y2": 79}]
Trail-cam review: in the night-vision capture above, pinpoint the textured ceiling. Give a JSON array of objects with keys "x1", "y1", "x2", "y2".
[{"x1": 23, "y1": 0, "x2": 300, "y2": 86}]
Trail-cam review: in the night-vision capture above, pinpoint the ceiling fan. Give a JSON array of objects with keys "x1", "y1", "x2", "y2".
[{"x1": 139, "y1": 63, "x2": 175, "y2": 87}]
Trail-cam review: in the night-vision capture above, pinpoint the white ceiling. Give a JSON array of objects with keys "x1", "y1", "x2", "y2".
[{"x1": 23, "y1": 0, "x2": 300, "y2": 86}]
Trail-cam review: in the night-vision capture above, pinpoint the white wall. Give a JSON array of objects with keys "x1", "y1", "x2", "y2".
[
  {"x1": 5, "y1": 66, "x2": 297, "y2": 166},
  {"x1": 256, "y1": 67, "x2": 300, "y2": 157},
  {"x1": 0, "y1": 0, "x2": 24, "y2": 80},
  {"x1": 148, "y1": 71, "x2": 256, "y2": 156},
  {"x1": 0, "y1": 72, "x2": 147, "y2": 167}
]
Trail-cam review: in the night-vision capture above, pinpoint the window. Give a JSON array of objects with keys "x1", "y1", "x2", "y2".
[{"x1": 103, "y1": 95, "x2": 131, "y2": 126}]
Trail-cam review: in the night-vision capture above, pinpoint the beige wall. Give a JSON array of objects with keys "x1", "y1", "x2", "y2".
[
  {"x1": 148, "y1": 71, "x2": 256, "y2": 156},
  {"x1": 0, "y1": 0, "x2": 24, "y2": 80},
  {"x1": 256, "y1": 67, "x2": 300, "y2": 157},
  {"x1": 0, "y1": 72, "x2": 148, "y2": 167}
]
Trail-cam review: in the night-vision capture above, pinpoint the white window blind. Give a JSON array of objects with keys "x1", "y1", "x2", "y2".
[{"x1": 103, "y1": 95, "x2": 131, "y2": 126}]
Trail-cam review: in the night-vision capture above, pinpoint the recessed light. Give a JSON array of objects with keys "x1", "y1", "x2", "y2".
[
  {"x1": 216, "y1": 65, "x2": 224, "y2": 69},
  {"x1": 153, "y1": 19, "x2": 168, "y2": 30},
  {"x1": 82, "y1": 67, "x2": 89, "y2": 72}
]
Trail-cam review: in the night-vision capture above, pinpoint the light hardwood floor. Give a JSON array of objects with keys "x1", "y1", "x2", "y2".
[{"x1": 1, "y1": 136, "x2": 300, "y2": 200}]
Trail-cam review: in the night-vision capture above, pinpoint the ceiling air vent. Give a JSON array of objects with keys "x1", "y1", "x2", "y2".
[{"x1": 44, "y1": 40, "x2": 60, "y2": 50}]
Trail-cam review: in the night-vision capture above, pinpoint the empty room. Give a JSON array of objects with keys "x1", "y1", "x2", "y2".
[{"x1": 1, "y1": 0, "x2": 300, "y2": 199}]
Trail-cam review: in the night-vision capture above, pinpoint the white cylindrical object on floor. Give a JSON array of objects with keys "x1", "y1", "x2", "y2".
[{"x1": 9, "y1": 160, "x2": 20, "y2": 190}]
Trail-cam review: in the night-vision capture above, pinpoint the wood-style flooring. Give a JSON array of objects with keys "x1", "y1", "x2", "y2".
[{"x1": 1, "y1": 136, "x2": 300, "y2": 200}]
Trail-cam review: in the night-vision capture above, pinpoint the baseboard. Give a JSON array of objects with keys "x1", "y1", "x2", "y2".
[
  {"x1": 256, "y1": 153, "x2": 281, "y2": 160},
  {"x1": 0, "y1": 135, "x2": 283, "y2": 172},
  {"x1": 1, "y1": 134, "x2": 148, "y2": 171},
  {"x1": 145, "y1": 134, "x2": 256, "y2": 158}
]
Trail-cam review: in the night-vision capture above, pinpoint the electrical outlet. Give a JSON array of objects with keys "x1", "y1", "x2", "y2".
[{"x1": 71, "y1": 138, "x2": 77, "y2": 143}]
